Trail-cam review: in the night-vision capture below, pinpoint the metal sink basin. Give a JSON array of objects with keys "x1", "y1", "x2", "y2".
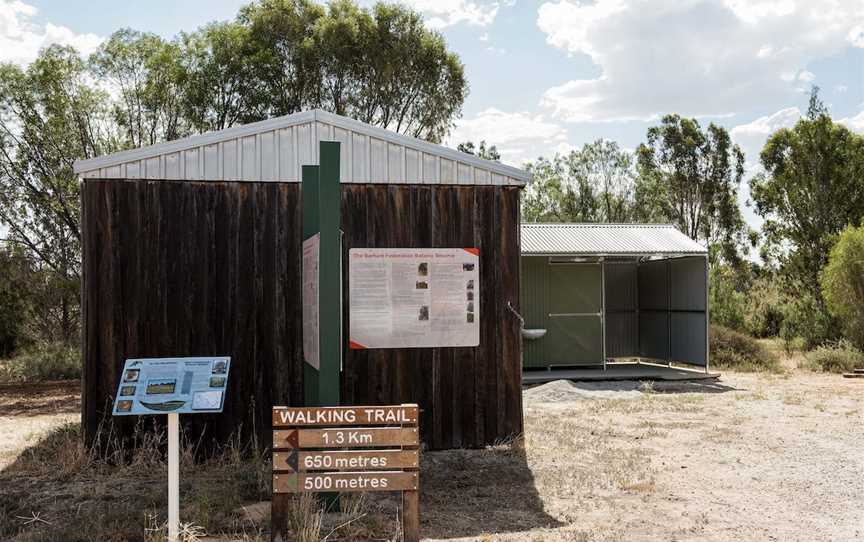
[{"x1": 521, "y1": 328, "x2": 547, "y2": 340}]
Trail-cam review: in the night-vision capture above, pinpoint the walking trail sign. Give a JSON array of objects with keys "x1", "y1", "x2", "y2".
[{"x1": 271, "y1": 404, "x2": 420, "y2": 541}]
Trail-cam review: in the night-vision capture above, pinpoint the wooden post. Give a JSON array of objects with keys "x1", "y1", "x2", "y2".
[{"x1": 402, "y1": 487, "x2": 420, "y2": 541}]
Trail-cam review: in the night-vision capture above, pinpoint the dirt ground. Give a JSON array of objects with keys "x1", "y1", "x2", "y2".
[
  {"x1": 0, "y1": 380, "x2": 78, "y2": 469},
  {"x1": 1, "y1": 370, "x2": 863, "y2": 541}
]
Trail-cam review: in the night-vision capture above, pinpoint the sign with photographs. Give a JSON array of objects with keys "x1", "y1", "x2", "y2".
[
  {"x1": 112, "y1": 357, "x2": 231, "y2": 416},
  {"x1": 348, "y1": 248, "x2": 480, "y2": 349}
]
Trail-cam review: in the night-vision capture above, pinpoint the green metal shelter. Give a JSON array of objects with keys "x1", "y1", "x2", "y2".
[{"x1": 520, "y1": 223, "x2": 709, "y2": 372}]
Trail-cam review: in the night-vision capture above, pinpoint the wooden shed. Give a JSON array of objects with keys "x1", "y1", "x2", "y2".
[{"x1": 74, "y1": 110, "x2": 528, "y2": 451}]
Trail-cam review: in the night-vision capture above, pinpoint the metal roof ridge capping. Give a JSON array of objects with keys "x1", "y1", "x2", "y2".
[
  {"x1": 73, "y1": 109, "x2": 531, "y2": 186},
  {"x1": 520, "y1": 222, "x2": 708, "y2": 255}
]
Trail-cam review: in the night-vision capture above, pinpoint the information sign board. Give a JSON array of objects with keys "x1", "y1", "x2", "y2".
[
  {"x1": 271, "y1": 403, "x2": 420, "y2": 541},
  {"x1": 349, "y1": 248, "x2": 480, "y2": 349},
  {"x1": 112, "y1": 357, "x2": 230, "y2": 415},
  {"x1": 302, "y1": 233, "x2": 321, "y2": 369}
]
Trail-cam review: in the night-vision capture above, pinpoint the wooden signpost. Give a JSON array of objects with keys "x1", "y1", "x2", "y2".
[{"x1": 271, "y1": 404, "x2": 420, "y2": 541}]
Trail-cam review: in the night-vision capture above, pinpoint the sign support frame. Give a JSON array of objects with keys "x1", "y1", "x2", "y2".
[{"x1": 168, "y1": 412, "x2": 179, "y2": 542}]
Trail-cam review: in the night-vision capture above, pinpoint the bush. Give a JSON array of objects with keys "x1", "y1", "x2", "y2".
[
  {"x1": 804, "y1": 340, "x2": 864, "y2": 373},
  {"x1": 743, "y1": 276, "x2": 786, "y2": 337},
  {"x1": 821, "y1": 225, "x2": 864, "y2": 349},
  {"x1": 709, "y1": 266, "x2": 747, "y2": 331},
  {"x1": 779, "y1": 290, "x2": 835, "y2": 350},
  {"x1": 710, "y1": 325, "x2": 779, "y2": 372},
  {"x1": 0, "y1": 342, "x2": 80, "y2": 382}
]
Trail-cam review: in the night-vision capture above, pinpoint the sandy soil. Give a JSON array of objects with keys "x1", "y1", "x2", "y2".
[
  {"x1": 422, "y1": 372, "x2": 864, "y2": 541},
  {"x1": 1, "y1": 373, "x2": 863, "y2": 541},
  {"x1": 0, "y1": 380, "x2": 78, "y2": 468}
]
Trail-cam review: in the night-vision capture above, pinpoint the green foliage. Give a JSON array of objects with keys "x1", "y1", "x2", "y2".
[
  {"x1": 709, "y1": 325, "x2": 779, "y2": 372},
  {"x1": 820, "y1": 224, "x2": 864, "y2": 349},
  {"x1": 0, "y1": 46, "x2": 117, "y2": 343},
  {"x1": 522, "y1": 139, "x2": 635, "y2": 223},
  {"x1": 751, "y1": 88, "x2": 864, "y2": 315},
  {"x1": 0, "y1": 248, "x2": 29, "y2": 356},
  {"x1": 90, "y1": 28, "x2": 189, "y2": 146},
  {"x1": 779, "y1": 289, "x2": 835, "y2": 349},
  {"x1": 804, "y1": 340, "x2": 864, "y2": 373},
  {"x1": 458, "y1": 140, "x2": 501, "y2": 161},
  {"x1": 709, "y1": 266, "x2": 746, "y2": 331},
  {"x1": 743, "y1": 275, "x2": 786, "y2": 338},
  {"x1": 635, "y1": 115, "x2": 748, "y2": 263},
  {"x1": 0, "y1": 342, "x2": 80, "y2": 382},
  {"x1": 238, "y1": 0, "x2": 466, "y2": 142}
]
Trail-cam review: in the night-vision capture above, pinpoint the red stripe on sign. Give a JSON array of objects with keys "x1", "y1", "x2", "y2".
[
  {"x1": 463, "y1": 248, "x2": 480, "y2": 256},
  {"x1": 349, "y1": 340, "x2": 367, "y2": 350}
]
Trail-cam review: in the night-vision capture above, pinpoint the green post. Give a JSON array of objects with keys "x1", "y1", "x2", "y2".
[
  {"x1": 302, "y1": 142, "x2": 341, "y2": 407},
  {"x1": 317, "y1": 141, "x2": 341, "y2": 406}
]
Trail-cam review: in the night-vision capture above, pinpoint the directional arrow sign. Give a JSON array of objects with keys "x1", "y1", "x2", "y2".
[
  {"x1": 273, "y1": 427, "x2": 419, "y2": 449},
  {"x1": 273, "y1": 471, "x2": 419, "y2": 493},
  {"x1": 273, "y1": 450, "x2": 419, "y2": 472}
]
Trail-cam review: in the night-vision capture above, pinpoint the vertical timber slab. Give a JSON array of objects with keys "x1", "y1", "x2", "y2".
[{"x1": 500, "y1": 187, "x2": 523, "y2": 438}]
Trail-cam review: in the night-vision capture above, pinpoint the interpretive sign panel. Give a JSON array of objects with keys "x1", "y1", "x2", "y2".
[
  {"x1": 348, "y1": 248, "x2": 480, "y2": 349},
  {"x1": 112, "y1": 357, "x2": 230, "y2": 415},
  {"x1": 271, "y1": 404, "x2": 421, "y2": 541},
  {"x1": 302, "y1": 233, "x2": 320, "y2": 369}
]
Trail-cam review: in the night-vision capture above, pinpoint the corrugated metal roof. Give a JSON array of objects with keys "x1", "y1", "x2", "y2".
[
  {"x1": 73, "y1": 109, "x2": 530, "y2": 186},
  {"x1": 521, "y1": 223, "x2": 707, "y2": 255}
]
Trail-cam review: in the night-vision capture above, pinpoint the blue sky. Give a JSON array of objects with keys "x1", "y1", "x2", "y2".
[{"x1": 3, "y1": 0, "x2": 864, "y2": 228}]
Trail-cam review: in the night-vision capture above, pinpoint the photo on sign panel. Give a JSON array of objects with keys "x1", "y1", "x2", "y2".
[
  {"x1": 119, "y1": 385, "x2": 136, "y2": 397},
  {"x1": 467, "y1": 291, "x2": 474, "y2": 301},
  {"x1": 467, "y1": 279, "x2": 474, "y2": 290},
  {"x1": 467, "y1": 313, "x2": 474, "y2": 323},
  {"x1": 415, "y1": 281, "x2": 428, "y2": 290},
  {"x1": 116, "y1": 400, "x2": 133, "y2": 412},
  {"x1": 462, "y1": 263, "x2": 474, "y2": 271},
  {"x1": 192, "y1": 390, "x2": 223, "y2": 410},
  {"x1": 209, "y1": 376, "x2": 226, "y2": 388},
  {"x1": 419, "y1": 306, "x2": 429, "y2": 321},
  {"x1": 418, "y1": 262, "x2": 428, "y2": 276},
  {"x1": 146, "y1": 379, "x2": 176, "y2": 395},
  {"x1": 212, "y1": 360, "x2": 228, "y2": 374},
  {"x1": 123, "y1": 369, "x2": 140, "y2": 383}
]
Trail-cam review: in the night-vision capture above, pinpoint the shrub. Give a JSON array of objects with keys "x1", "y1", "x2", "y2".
[
  {"x1": 821, "y1": 225, "x2": 864, "y2": 349},
  {"x1": 0, "y1": 342, "x2": 80, "y2": 382},
  {"x1": 804, "y1": 340, "x2": 864, "y2": 373},
  {"x1": 710, "y1": 325, "x2": 779, "y2": 372},
  {"x1": 709, "y1": 266, "x2": 746, "y2": 331},
  {"x1": 779, "y1": 290, "x2": 835, "y2": 350},
  {"x1": 743, "y1": 276, "x2": 786, "y2": 337}
]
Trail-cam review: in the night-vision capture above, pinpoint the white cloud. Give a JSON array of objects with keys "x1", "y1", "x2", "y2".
[
  {"x1": 0, "y1": 0, "x2": 102, "y2": 65},
  {"x1": 446, "y1": 108, "x2": 569, "y2": 166},
  {"x1": 537, "y1": 0, "x2": 864, "y2": 122},
  {"x1": 731, "y1": 107, "x2": 801, "y2": 166},
  {"x1": 395, "y1": 0, "x2": 500, "y2": 28},
  {"x1": 838, "y1": 110, "x2": 864, "y2": 132}
]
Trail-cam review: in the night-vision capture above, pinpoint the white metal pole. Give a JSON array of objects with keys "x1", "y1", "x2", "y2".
[{"x1": 168, "y1": 412, "x2": 179, "y2": 542}]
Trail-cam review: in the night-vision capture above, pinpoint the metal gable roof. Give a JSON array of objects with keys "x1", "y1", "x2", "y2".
[
  {"x1": 73, "y1": 109, "x2": 530, "y2": 186},
  {"x1": 521, "y1": 223, "x2": 708, "y2": 255}
]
